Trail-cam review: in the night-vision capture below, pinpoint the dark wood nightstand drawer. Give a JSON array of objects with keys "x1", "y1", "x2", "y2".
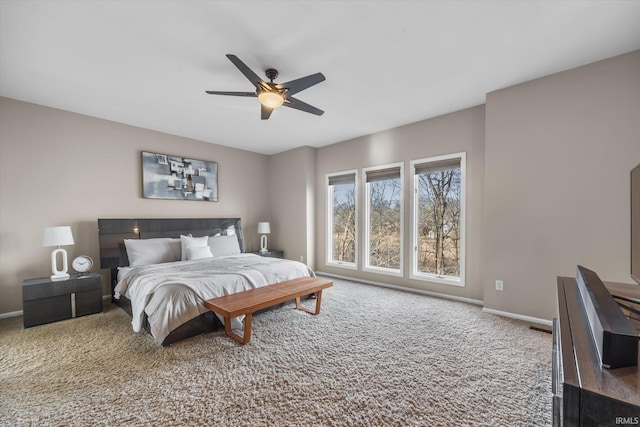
[
  {"x1": 251, "y1": 250, "x2": 284, "y2": 259},
  {"x1": 23, "y1": 274, "x2": 101, "y2": 300},
  {"x1": 23, "y1": 273, "x2": 102, "y2": 328}
]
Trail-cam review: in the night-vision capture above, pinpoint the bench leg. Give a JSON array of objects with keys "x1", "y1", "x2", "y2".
[
  {"x1": 223, "y1": 313, "x2": 252, "y2": 345},
  {"x1": 295, "y1": 290, "x2": 324, "y2": 315}
]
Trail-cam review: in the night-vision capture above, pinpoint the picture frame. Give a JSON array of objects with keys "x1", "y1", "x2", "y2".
[{"x1": 142, "y1": 151, "x2": 218, "y2": 201}]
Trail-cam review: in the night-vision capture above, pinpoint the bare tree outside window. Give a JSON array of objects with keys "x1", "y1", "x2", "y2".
[
  {"x1": 327, "y1": 158, "x2": 462, "y2": 281},
  {"x1": 417, "y1": 166, "x2": 461, "y2": 277},
  {"x1": 368, "y1": 178, "x2": 401, "y2": 269},
  {"x1": 330, "y1": 181, "x2": 356, "y2": 264}
]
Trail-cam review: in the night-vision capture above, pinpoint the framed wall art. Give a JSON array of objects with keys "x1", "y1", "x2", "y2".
[{"x1": 142, "y1": 151, "x2": 218, "y2": 201}]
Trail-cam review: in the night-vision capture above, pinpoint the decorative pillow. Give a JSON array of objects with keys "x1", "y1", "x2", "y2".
[
  {"x1": 180, "y1": 235, "x2": 209, "y2": 261},
  {"x1": 187, "y1": 245, "x2": 213, "y2": 260},
  {"x1": 124, "y1": 238, "x2": 181, "y2": 267},
  {"x1": 208, "y1": 235, "x2": 241, "y2": 257}
]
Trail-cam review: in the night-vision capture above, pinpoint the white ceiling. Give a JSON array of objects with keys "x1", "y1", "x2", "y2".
[{"x1": 1, "y1": 1, "x2": 639, "y2": 155}]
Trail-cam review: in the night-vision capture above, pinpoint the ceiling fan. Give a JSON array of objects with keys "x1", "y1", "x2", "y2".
[{"x1": 206, "y1": 54, "x2": 326, "y2": 120}]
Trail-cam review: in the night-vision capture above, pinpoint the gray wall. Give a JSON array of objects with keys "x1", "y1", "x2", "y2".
[
  {"x1": 268, "y1": 146, "x2": 316, "y2": 269},
  {"x1": 483, "y1": 50, "x2": 640, "y2": 320},
  {"x1": 315, "y1": 105, "x2": 486, "y2": 302},
  {"x1": 313, "y1": 50, "x2": 639, "y2": 322},
  {"x1": 0, "y1": 97, "x2": 270, "y2": 314},
  {"x1": 2, "y1": 50, "x2": 638, "y2": 322}
]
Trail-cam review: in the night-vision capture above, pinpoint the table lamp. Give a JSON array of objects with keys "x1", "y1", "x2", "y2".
[
  {"x1": 257, "y1": 222, "x2": 271, "y2": 253},
  {"x1": 42, "y1": 226, "x2": 74, "y2": 281}
]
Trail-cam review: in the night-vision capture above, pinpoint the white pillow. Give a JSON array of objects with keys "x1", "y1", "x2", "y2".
[
  {"x1": 124, "y1": 238, "x2": 181, "y2": 267},
  {"x1": 180, "y1": 235, "x2": 209, "y2": 260},
  {"x1": 208, "y1": 235, "x2": 241, "y2": 257},
  {"x1": 187, "y1": 245, "x2": 213, "y2": 260}
]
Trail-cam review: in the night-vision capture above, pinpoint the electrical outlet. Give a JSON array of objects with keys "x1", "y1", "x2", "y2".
[
  {"x1": 300, "y1": 255, "x2": 304, "y2": 262},
  {"x1": 495, "y1": 280, "x2": 504, "y2": 291}
]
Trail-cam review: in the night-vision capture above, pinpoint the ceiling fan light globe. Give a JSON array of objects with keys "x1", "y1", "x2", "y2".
[{"x1": 258, "y1": 91, "x2": 284, "y2": 109}]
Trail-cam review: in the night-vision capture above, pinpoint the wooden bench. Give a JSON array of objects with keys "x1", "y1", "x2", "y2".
[{"x1": 203, "y1": 277, "x2": 333, "y2": 344}]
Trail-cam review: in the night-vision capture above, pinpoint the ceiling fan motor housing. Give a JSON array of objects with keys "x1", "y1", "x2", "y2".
[{"x1": 265, "y1": 68, "x2": 278, "y2": 82}]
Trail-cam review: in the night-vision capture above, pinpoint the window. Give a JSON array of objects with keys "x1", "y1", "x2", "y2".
[
  {"x1": 327, "y1": 171, "x2": 357, "y2": 268},
  {"x1": 411, "y1": 153, "x2": 465, "y2": 286},
  {"x1": 364, "y1": 164, "x2": 403, "y2": 275}
]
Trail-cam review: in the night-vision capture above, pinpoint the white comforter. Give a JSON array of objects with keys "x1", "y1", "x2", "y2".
[{"x1": 114, "y1": 254, "x2": 314, "y2": 344}]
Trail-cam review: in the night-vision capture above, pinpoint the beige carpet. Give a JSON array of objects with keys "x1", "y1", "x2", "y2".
[{"x1": 0, "y1": 277, "x2": 551, "y2": 426}]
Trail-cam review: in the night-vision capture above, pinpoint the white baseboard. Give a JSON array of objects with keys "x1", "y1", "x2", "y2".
[
  {"x1": 0, "y1": 310, "x2": 22, "y2": 319},
  {"x1": 0, "y1": 295, "x2": 112, "y2": 319},
  {"x1": 317, "y1": 271, "x2": 552, "y2": 326},
  {"x1": 482, "y1": 307, "x2": 552, "y2": 327},
  {"x1": 316, "y1": 271, "x2": 484, "y2": 306}
]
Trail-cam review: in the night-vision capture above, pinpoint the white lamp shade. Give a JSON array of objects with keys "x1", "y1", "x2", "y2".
[
  {"x1": 42, "y1": 226, "x2": 74, "y2": 247},
  {"x1": 257, "y1": 222, "x2": 271, "y2": 234}
]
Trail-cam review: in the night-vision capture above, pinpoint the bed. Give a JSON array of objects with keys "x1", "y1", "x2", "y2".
[{"x1": 98, "y1": 218, "x2": 314, "y2": 345}]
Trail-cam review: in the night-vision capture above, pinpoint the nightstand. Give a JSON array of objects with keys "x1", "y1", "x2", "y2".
[
  {"x1": 22, "y1": 272, "x2": 103, "y2": 328},
  {"x1": 251, "y1": 250, "x2": 284, "y2": 259}
]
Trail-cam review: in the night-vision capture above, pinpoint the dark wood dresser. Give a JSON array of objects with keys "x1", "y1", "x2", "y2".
[{"x1": 553, "y1": 277, "x2": 640, "y2": 426}]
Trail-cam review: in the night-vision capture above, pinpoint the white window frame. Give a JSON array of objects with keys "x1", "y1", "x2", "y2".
[
  {"x1": 410, "y1": 152, "x2": 466, "y2": 287},
  {"x1": 326, "y1": 170, "x2": 358, "y2": 270},
  {"x1": 363, "y1": 162, "x2": 404, "y2": 277}
]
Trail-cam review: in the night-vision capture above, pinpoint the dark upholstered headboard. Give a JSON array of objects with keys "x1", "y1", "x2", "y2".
[{"x1": 98, "y1": 218, "x2": 244, "y2": 297}]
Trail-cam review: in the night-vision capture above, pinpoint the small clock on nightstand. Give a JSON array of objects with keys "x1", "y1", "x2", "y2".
[{"x1": 72, "y1": 255, "x2": 94, "y2": 274}]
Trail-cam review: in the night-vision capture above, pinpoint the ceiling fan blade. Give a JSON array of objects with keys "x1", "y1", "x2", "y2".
[
  {"x1": 283, "y1": 96, "x2": 324, "y2": 116},
  {"x1": 205, "y1": 91, "x2": 257, "y2": 97},
  {"x1": 226, "y1": 54, "x2": 269, "y2": 91},
  {"x1": 276, "y1": 72, "x2": 326, "y2": 96},
  {"x1": 261, "y1": 104, "x2": 274, "y2": 120}
]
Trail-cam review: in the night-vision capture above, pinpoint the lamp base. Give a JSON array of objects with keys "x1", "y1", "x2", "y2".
[
  {"x1": 50, "y1": 247, "x2": 69, "y2": 282},
  {"x1": 260, "y1": 234, "x2": 268, "y2": 253}
]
